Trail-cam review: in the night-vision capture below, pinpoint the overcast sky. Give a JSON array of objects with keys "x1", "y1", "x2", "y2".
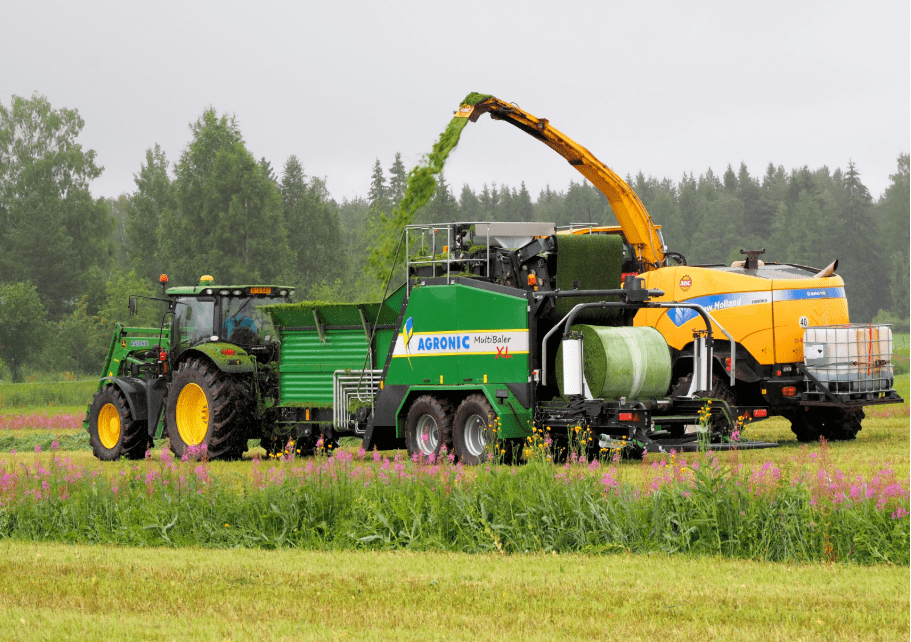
[{"x1": 2, "y1": 0, "x2": 908, "y2": 205}]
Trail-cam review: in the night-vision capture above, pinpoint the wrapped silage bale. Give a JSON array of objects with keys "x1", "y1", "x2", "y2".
[{"x1": 556, "y1": 325, "x2": 672, "y2": 399}]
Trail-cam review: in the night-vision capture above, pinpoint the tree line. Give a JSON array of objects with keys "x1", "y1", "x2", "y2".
[{"x1": 0, "y1": 92, "x2": 908, "y2": 380}]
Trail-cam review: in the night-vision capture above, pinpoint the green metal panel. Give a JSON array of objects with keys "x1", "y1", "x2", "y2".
[
  {"x1": 186, "y1": 342, "x2": 255, "y2": 374},
  {"x1": 385, "y1": 283, "x2": 530, "y2": 388},
  {"x1": 279, "y1": 328, "x2": 371, "y2": 405},
  {"x1": 269, "y1": 285, "x2": 406, "y2": 408},
  {"x1": 374, "y1": 328, "x2": 395, "y2": 371}
]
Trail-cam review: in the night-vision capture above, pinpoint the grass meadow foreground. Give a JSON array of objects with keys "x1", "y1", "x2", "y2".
[
  {"x1": 0, "y1": 375, "x2": 908, "y2": 640},
  {"x1": 0, "y1": 542, "x2": 908, "y2": 642}
]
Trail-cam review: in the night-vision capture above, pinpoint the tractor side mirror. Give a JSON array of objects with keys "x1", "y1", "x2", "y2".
[{"x1": 128, "y1": 297, "x2": 138, "y2": 316}]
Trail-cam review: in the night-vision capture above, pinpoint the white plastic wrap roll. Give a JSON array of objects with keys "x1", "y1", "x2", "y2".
[{"x1": 562, "y1": 336, "x2": 584, "y2": 397}]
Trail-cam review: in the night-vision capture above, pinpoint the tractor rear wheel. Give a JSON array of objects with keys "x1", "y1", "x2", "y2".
[
  {"x1": 87, "y1": 385, "x2": 148, "y2": 460},
  {"x1": 404, "y1": 395, "x2": 453, "y2": 461},
  {"x1": 452, "y1": 394, "x2": 496, "y2": 466},
  {"x1": 165, "y1": 358, "x2": 250, "y2": 460}
]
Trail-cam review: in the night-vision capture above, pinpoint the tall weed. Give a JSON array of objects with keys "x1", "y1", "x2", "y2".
[{"x1": 0, "y1": 447, "x2": 906, "y2": 564}]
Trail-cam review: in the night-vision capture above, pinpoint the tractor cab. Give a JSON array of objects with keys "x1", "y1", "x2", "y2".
[{"x1": 165, "y1": 276, "x2": 294, "y2": 363}]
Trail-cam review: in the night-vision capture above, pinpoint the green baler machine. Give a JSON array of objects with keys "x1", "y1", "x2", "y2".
[{"x1": 263, "y1": 221, "x2": 778, "y2": 462}]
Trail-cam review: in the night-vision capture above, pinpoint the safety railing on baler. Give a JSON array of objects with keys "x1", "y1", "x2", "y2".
[{"x1": 405, "y1": 222, "x2": 557, "y2": 297}]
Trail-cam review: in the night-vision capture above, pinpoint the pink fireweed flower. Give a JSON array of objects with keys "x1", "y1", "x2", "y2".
[{"x1": 601, "y1": 468, "x2": 619, "y2": 489}]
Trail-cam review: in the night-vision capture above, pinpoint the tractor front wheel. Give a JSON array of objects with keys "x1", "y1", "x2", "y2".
[
  {"x1": 165, "y1": 358, "x2": 250, "y2": 460},
  {"x1": 87, "y1": 385, "x2": 148, "y2": 460}
]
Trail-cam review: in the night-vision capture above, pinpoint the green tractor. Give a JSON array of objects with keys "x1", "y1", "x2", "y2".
[{"x1": 85, "y1": 275, "x2": 294, "y2": 460}]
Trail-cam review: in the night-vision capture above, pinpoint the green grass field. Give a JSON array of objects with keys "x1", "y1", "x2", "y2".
[{"x1": 0, "y1": 542, "x2": 907, "y2": 642}]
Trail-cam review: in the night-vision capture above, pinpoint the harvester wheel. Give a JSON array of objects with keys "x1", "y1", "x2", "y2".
[
  {"x1": 709, "y1": 375, "x2": 741, "y2": 435},
  {"x1": 165, "y1": 358, "x2": 250, "y2": 460},
  {"x1": 87, "y1": 385, "x2": 148, "y2": 460},
  {"x1": 788, "y1": 407, "x2": 863, "y2": 442},
  {"x1": 788, "y1": 412, "x2": 823, "y2": 443},
  {"x1": 821, "y1": 407, "x2": 864, "y2": 441},
  {"x1": 452, "y1": 394, "x2": 496, "y2": 466},
  {"x1": 404, "y1": 395, "x2": 453, "y2": 461}
]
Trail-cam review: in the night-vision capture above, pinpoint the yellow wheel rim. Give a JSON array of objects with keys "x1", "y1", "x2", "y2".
[
  {"x1": 176, "y1": 383, "x2": 209, "y2": 445},
  {"x1": 98, "y1": 403, "x2": 121, "y2": 450}
]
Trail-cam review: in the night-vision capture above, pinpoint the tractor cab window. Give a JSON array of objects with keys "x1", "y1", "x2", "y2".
[
  {"x1": 173, "y1": 297, "x2": 215, "y2": 351},
  {"x1": 221, "y1": 297, "x2": 277, "y2": 345}
]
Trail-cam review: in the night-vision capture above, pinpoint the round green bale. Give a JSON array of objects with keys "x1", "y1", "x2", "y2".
[{"x1": 555, "y1": 325, "x2": 672, "y2": 399}]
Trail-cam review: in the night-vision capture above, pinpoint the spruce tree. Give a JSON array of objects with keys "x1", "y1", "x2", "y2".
[
  {"x1": 387, "y1": 152, "x2": 407, "y2": 207},
  {"x1": 367, "y1": 159, "x2": 389, "y2": 213}
]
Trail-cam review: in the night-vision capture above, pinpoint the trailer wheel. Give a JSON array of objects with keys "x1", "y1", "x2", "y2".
[
  {"x1": 87, "y1": 385, "x2": 148, "y2": 461},
  {"x1": 452, "y1": 394, "x2": 496, "y2": 466},
  {"x1": 404, "y1": 395, "x2": 453, "y2": 460},
  {"x1": 165, "y1": 358, "x2": 249, "y2": 460}
]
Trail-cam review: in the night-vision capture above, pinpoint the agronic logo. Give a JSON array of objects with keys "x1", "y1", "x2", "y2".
[{"x1": 404, "y1": 317, "x2": 414, "y2": 368}]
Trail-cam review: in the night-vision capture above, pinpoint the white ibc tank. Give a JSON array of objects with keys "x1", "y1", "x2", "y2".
[{"x1": 803, "y1": 324, "x2": 894, "y2": 393}]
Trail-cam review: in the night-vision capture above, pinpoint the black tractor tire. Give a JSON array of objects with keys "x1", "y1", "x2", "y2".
[
  {"x1": 165, "y1": 357, "x2": 251, "y2": 460},
  {"x1": 452, "y1": 394, "x2": 496, "y2": 466},
  {"x1": 404, "y1": 395, "x2": 454, "y2": 461},
  {"x1": 87, "y1": 385, "x2": 148, "y2": 461},
  {"x1": 788, "y1": 407, "x2": 864, "y2": 442}
]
